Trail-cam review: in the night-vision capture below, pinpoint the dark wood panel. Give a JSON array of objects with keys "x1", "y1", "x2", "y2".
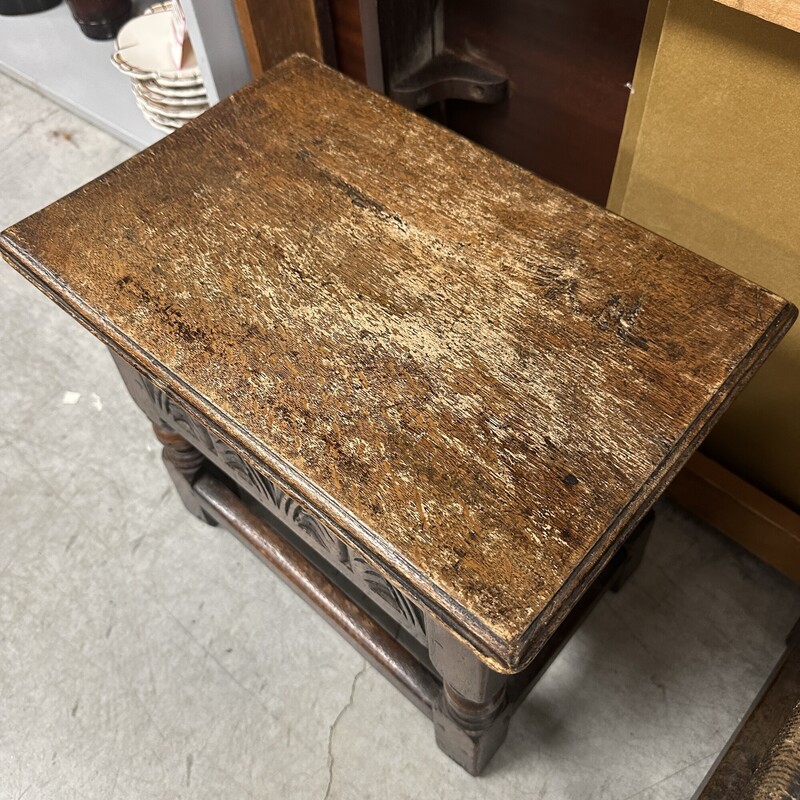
[
  {"x1": 442, "y1": 0, "x2": 649, "y2": 205},
  {"x1": 329, "y1": 0, "x2": 367, "y2": 82}
]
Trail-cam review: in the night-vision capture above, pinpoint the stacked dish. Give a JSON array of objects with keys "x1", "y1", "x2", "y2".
[{"x1": 112, "y1": 2, "x2": 208, "y2": 133}]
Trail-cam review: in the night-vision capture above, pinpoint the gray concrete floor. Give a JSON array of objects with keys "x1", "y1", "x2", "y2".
[{"x1": 1, "y1": 72, "x2": 799, "y2": 800}]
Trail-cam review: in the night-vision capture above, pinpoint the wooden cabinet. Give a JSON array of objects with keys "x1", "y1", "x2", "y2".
[{"x1": 235, "y1": 0, "x2": 648, "y2": 205}]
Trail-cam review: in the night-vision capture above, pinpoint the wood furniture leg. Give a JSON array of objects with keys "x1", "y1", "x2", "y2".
[
  {"x1": 152, "y1": 422, "x2": 217, "y2": 527},
  {"x1": 135, "y1": 366, "x2": 654, "y2": 774},
  {"x1": 426, "y1": 618, "x2": 510, "y2": 774}
]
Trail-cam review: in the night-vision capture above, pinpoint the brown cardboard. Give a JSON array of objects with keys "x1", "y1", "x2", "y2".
[{"x1": 610, "y1": 0, "x2": 800, "y2": 509}]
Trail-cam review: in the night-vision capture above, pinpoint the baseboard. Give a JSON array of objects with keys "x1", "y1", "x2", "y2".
[{"x1": 668, "y1": 452, "x2": 800, "y2": 583}]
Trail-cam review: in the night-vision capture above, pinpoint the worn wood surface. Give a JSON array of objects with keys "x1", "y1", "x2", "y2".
[
  {"x1": 0, "y1": 55, "x2": 795, "y2": 671},
  {"x1": 129, "y1": 361, "x2": 661, "y2": 773},
  {"x1": 118, "y1": 355, "x2": 430, "y2": 646},
  {"x1": 743, "y1": 704, "x2": 800, "y2": 800}
]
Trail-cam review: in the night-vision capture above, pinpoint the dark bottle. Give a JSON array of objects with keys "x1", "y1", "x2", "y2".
[
  {"x1": 0, "y1": 0, "x2": 61, "y2": 14},
  {"x1": 65, "y1": 0, "x2": 131, "y2": 39}
]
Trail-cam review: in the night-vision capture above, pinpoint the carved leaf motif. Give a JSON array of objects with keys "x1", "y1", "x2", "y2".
[
  {"x1": 140, "y1": 374, "x2": 426, "y2": 640},
  {"x1": 352, "y1": 556, "x2": 426, "y2": 633}
]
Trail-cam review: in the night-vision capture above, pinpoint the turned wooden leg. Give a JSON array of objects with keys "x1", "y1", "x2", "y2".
[
  {"x1": 426, "y1": 618, "x2": 510, "y2": 775},
  {"x1": 152, "y1": 422, "x2": 217, "y2": 526},
  {"x1": 610, "y1": 509, "x2": 655, "y2": 592}
]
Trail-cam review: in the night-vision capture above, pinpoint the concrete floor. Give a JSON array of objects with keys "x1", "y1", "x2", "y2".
[{"x1": 1, "y1": 72, "x2": 799, "y2": 800}]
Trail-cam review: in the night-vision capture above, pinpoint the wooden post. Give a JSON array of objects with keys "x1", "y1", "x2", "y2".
[
  {"x1": 426, "y1": 618, "x2": 510, "y2": 774},
  {"x1": 152, "y1": 422, "x2": 216, "y2": 526}
]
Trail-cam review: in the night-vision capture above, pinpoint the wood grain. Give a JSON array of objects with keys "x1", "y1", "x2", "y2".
[
  {"x1": 232, "y1": 0, "x2": 326, "y2": 76},
  {"x1": 714, "y1": 0, "x2": 800, "y2": 32},
  {"x1": 441, "y1": 0, "x2": 650, "y2": 205},
  {"x1": 328, "y1": 0, "x2": 366, "y2": 82},
  {"x1": 0, "y1": 55, "x2": 794, "y2": 671}
]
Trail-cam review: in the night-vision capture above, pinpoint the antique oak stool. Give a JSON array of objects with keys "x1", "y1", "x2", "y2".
[{"x1": 1, "y1": 55, "x2": 795, "y2": 775}]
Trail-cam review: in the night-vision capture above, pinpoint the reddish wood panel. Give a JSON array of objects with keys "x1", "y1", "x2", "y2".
[
  {"x1": 328, "y1": 0, "x2": 366, "y2": 82},
  {"x1": 442, "y1": 0, "x2": 649, "y2": 205},
  {"x1": 232, "y1": 0, "x2": 325, "y2": 76}
]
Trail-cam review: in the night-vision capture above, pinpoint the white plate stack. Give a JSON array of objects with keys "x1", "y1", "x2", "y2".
[{"x1": 112, "y1": 2, "x2": 208, "y2": 133}]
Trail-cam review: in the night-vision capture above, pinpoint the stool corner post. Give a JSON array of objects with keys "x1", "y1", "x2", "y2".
[{"x1": 425, "y1": 617, "x2": 511, "y2": 775}]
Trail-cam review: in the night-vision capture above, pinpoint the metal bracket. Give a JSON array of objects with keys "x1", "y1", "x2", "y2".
[{"x1": 389, "y1": 50, "x2": 508, "y2": 110}]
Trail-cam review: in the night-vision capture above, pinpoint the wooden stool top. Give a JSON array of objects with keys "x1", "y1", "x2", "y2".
[{"x1": 1, "y1": 55, "x2": 794, "y2": 672}]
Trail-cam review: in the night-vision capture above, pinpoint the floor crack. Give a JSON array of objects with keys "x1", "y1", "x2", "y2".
[
  {"x1": 323, "y1": 662, "x2": 367, "y2": 800},
  {"x1": 0, "y1": 108, "x2": 58, "y2": 158}
]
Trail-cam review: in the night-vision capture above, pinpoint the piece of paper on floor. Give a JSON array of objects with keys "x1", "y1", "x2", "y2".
[
  {"x1": 62, "y1": 391, "x2": 81, "y2": 405},
  {"x1": 89, "y1": 392, "x2": 103, "y2": 411}
]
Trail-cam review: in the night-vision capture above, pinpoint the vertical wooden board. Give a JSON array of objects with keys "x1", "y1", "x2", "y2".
[
  {"x1": 232, "y1": 0, "x2": 324, "y2": 76},
  {"x1": 329, "y1": 0, "x2": 367, "y2": 82},
  {"x1": 442, "y1": 0, "x2": 650, "y2": 205}
]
